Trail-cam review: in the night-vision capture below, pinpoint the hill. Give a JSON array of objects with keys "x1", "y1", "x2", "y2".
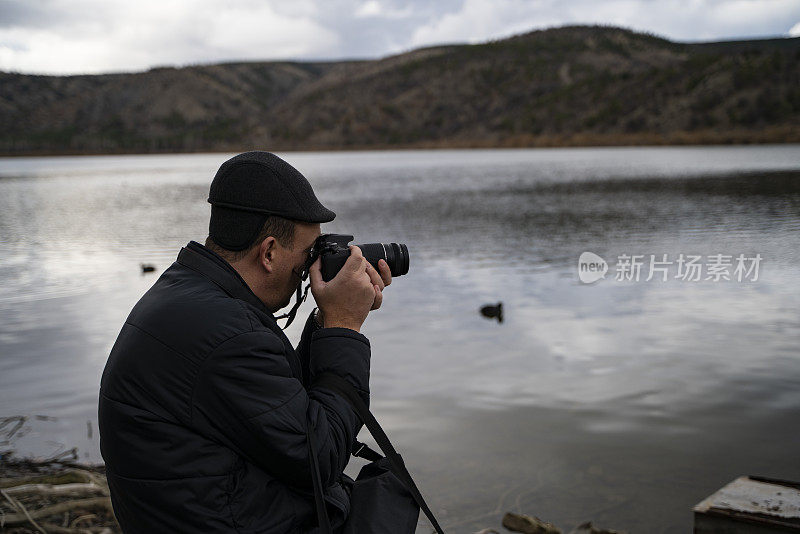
[{"x1": 1, "y1": 25, "x2": 798, "y2": 155}]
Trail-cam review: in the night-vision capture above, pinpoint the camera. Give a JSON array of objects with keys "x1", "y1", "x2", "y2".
[{"x1": 311, "y1": 234, "x2": 409, "y2": 282}]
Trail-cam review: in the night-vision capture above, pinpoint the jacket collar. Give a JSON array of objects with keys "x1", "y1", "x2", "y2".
[{"x1": 177, "y1": 241, "x2": 271, "y2": 315}]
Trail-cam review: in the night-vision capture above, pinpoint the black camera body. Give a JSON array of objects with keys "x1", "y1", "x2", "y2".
[{"x1": 314, "y1": 234, "x2": 409, "y2": 282}]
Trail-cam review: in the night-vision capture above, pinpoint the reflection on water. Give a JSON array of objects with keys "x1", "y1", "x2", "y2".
[{"x1": 1, "y1": 147, "x2": 799, "y2": 533}]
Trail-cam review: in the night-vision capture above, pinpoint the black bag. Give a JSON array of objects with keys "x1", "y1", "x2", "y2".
[
  {"x1": 306, "y1": 373, "x2": 445, "y2": 534},
  {"x1": 342, "y1": 455, "x2": 419, "y2": 533}
]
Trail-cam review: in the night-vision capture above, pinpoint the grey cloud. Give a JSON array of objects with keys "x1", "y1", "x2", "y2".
[
  {"x1": 272, "y1": 0, "x2": 467, "y2": 59},
  {"x1": 0, "y1": 0, "x2": 116, "y2": 32},
  {"x1": 0, "y1": 0, "x2": 59, "y2": 28}
]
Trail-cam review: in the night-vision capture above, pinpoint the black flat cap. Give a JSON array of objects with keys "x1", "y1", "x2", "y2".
[{"x1": 208, "y1": 151, "x2": 335, "y2": 250}]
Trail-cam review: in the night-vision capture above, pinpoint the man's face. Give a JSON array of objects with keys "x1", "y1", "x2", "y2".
[{"x1": 273, "y1": 222, "x2": 321, "y2": 310}]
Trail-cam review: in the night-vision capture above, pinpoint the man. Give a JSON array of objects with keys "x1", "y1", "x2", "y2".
[{"x1": 98, "y1": 151, "x2": 391, "y2": 533}]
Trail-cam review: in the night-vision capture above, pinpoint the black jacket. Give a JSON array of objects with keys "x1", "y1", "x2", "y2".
[{"x1": 99, "y1": 241, "x2": 370, "y2": 533}]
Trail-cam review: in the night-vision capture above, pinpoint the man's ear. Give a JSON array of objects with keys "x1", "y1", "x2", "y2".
[{"x1": 258, "y1": 237, "x2": 277, "y2": 273}]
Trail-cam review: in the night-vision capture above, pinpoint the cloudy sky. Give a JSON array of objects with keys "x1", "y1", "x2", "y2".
[{"x1": 1, "y1": 0, "x2": 799, "y2": 75}]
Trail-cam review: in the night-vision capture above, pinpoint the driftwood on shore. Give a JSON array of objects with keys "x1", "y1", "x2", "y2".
[{"x1": 0, "y1": 446, "x2": 119, "y2": 534}]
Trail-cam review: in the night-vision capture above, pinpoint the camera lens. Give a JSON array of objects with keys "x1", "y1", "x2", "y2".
[
  {"x1": 357, "y1": 242, "x2": 409, "y2": 278},
  {"x1": 386, "y1": 243, "x2": 409, "y2": 277}
]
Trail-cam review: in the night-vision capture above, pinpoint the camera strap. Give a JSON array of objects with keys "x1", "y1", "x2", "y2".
[
  {"x1": 275, "y1": 282, "x2": 311, "y2": 329},
  {"x1": 309, "y1": 372, "x2": 446, "y2": 534}
]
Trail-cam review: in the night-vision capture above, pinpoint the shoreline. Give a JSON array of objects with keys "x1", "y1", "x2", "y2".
[{"x1": 2, "y1": 127, "x2": 799, "y2": 158}]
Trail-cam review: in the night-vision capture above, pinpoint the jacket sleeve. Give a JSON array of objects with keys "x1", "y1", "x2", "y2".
[{"x1": 191, "y1": 327, "x2": 370, "y2": 488}]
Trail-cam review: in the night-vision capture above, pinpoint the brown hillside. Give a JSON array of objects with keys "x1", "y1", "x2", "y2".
[{"x1": 1, "y1": 25, "x2": 798, "y2": 154}]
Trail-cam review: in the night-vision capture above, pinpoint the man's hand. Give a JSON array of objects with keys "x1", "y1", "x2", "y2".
[
  {"x1": 368, "y1": 257, "x2": 392, "y2": 310},
  {"x1": 309, "y1": 246, "x2": 391, "y2": 332}
]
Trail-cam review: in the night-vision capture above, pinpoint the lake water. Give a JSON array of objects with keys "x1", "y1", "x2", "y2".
[{"x1": 1, "y1": 146, "x2": 799, "y2": 533}]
